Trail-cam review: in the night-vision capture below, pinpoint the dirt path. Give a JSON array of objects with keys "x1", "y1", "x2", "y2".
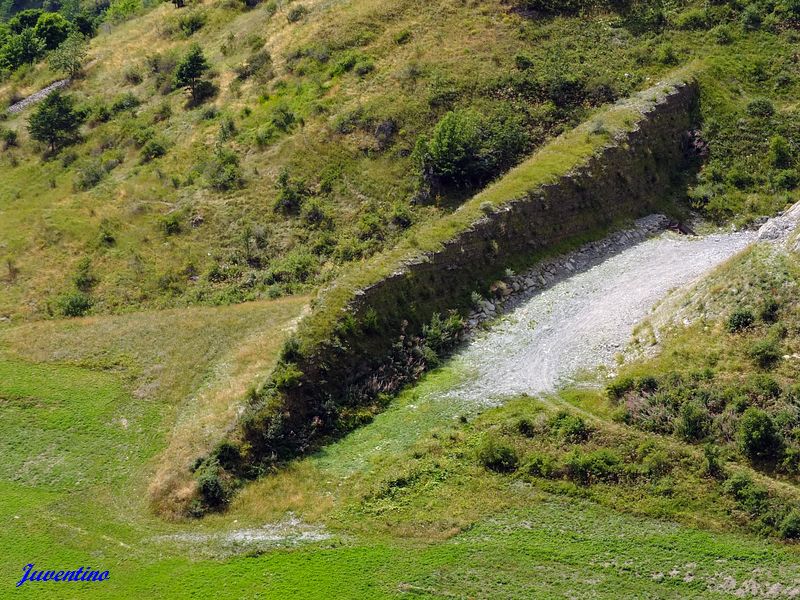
[{"x1": 442, "y1": 228, "x2": 757, "y2": 405}]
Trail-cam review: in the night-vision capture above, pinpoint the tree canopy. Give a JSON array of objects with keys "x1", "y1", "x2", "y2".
[{"x1": 27, "y1": 91, "x2": 85, "y2": 152}]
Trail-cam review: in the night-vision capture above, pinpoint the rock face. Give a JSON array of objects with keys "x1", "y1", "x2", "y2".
[
  {"x1": 239, "y1": 75, "x2": 701, "y2": 465},
  {"x1": 7, "y1": 79, "x2": 70, "y2": 114},
  {"x1": 757, "y1": 201, "x2": 800, "y2": 246}
]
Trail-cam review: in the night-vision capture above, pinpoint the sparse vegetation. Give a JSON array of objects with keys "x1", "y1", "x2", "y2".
[{"x1": 3, "y1": 0, "x2": 800, "y2": 595}]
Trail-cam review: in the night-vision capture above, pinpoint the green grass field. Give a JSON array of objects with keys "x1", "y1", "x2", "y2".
[{"x1": 2, "y1": 289, "x2": 800, "y2": 598}]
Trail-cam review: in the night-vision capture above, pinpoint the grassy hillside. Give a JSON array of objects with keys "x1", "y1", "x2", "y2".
[
  {"x1": 3, "y1": 303, "x2": 800, "y2": 597},
  {"x1": 2, "y1": 0, "x2": 798, "y2": 323}
]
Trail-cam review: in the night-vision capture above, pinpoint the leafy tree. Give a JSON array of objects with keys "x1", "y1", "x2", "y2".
[
  {"x1": 28, "y1": 91, "x2": 84, "y2": 152},
  {"x1": 48, "y1": 31, "x2": 87, "y2": 77},
  {"x1": 8, "y1": 9, "x2": 44, "y2": 33},
  {"x1": 173, "y1": 43, "x2": 209, "y2": 101},
  {"x1": 34, "y1": 12, "x2": 71, "y2": 50},
  {"x1": 414, "y1": 107, "x2": 528, "y2": 193},
  {"x1": 0, "y1": 29, "x2": 45, "y2": 70}
]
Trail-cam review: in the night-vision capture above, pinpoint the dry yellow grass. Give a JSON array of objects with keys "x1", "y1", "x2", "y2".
[{"x1": 0, "y1": 294, "x2": 308, "y2": 518}]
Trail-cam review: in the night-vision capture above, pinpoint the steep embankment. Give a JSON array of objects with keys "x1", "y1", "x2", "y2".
[{"x1": 181, "y1": 68, "x2": 703, "y2": 514}]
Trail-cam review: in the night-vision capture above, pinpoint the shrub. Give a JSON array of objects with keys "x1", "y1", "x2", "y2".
[
  {"x1": 279, "y1": 336, "x2": 303, "y2": 362},
  {"x1": 0, "y1": 126, "x2": 17, "y2": 149},
  {"x1": 675, "y1": 8, "x2": 707, "y2": 30},
  {"x1": 675, "y1": 401, "x2": 711, "y2": 442},
  {"x1": 206, "y1": 147, "x2": 243, "y2": 191},
  {"x1": 211, "y1": 441, "x2": 241, "y2": 471},
  {"x1": 727, "y1": 309, "x2": 754, "y2": 333},
  {"x1": 549, "y1": 411, "x2": 590, "y2": 443},
  {"x1": 477, "y1": 436, "x2": 519, "y2": 473},
  {"x1": 111, "y1": 92, "x2": 140, "y2": 113},
  {"x1": 235, "y1": 50, "x2": 272, "y2": 81},
  {"x1": 748, "y1": 338, "x2": 781, "y2": 370},
  {"x1": 75, "y1": 161, "x2": 105, "y2": 190},
  {"x1": 774, "y1": 170, "x2": 799, "y2": 190},
  {"x1": 703, "y1": 443, "x2": 725, "y2": 479},
  {"x1": 655, "y1": 43, "x2": 678, "y2": 66},
  {"x1": 746, "y1": 98, "x2": 774, "y2": 118},
  {"x1": 160, "y1": 212, "x2": 182, "y2": 235},
  {"x1": 140, "y1": 139, "x2": 167, "y2": 163},
  {"x1": 274, "y1": 169, "x2": 307, "y2": 213},
  {"x1": 177, "y1": 11, "x2": 205, "y2": 37},
  {"x1": 525, "y1": 452, "x2": 557, "y2": 478},
  {"x1": 769, "y1": 135, "x2": 793, "y2": 169},
  {"x1": 759, "y1": 297, "x2": 780, "y2": 323},
  {"x1": 711, "y1": 24, "x2": 734, "y2": 45},
  {"x1": 123, "y1": 66, "x2": 143, "y2": 85},
  {"x1": 196, "y1": 461, "x2": 230, "y2": 509},
  {"x1": 606, "y1": 376, "x2": 636, "y2": 400},
  {"x1": 423, "y1": 312, "x2": 464, "y2": 355},
  {"x1": 266, "y1": 248, "x2": 317, "y2": 284},
  {"x1": 741, "y1": 4, "x2": 762, "y2": 30},
  {"x1": 779, "y1": 509, "x2": 800, "y2": 539},
  {"x1": 414, "y1": 107, "x2": 527, "y2": 192},
  {"x1": 73, "y1": 257, "x2": 96, "y2": 291},
  {"x1": 564, "y1": 449, "x2": 621, "y2": 484},
  {"x1": 723, "y1": 471, "x2": 768, "y2": 515},
  {"x1": 738, "y1": 407, "x2": 782, "y2": 462},
  {"x1": 56, "y1": 291, "x2": 92, "y2": 317},
  {"x1": 287, "y1": 5, "x2": 307, "y2": 22}
]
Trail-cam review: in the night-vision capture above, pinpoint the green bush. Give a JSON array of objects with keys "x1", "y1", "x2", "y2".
[
  {"x1": 196, "y1": 461, "x2": 230, "y2": 509},
  {"x1": 741, "y1": 4, "x2": 762, "y2": 30},
  {"x1": 477, "y1": 436, "x2": 519, "y2": 473},
  {"x1": 746, "y1": 97, "x2": 774, "y2": 118},
  {"x1": 723, "y1": 471, "x2": 768, "y2": 515},
  {"x1": 160, "y1": 212, "x2": 182, "y2": 235},
  {"x1": 727, "y1": 309, "x2": 754, "y2": 333},
  {"x1": 211, "y1": 441, "x2": 241, "y2": 471},
  {"x1": 737, "y1": 407, "x2": 782, "y2": 462},
  {"x1": 414, "y1": 106, "x2": 527, "y2": 192},
  {"x1": 287, "y1": 5, "x2": 307, "y2": 22},
  {"x1": 674, "y1": 8, "x2": 707, "y2": 30},
  {"x1": 759, "y1": 297, "x2": 780, "y2": 322},
  {"x1": 774, "y1": 170, "x2": 799, "y2": 190},
  {"x1": 177, "y1": 11, "x2": 206, "y2": 37},
  {"x1": 0, "y1": 126, "x2": 17, "y2": 149},
  {"x1": 779, "y1": 509, "x2": 800, "y2": 539},
  {"x1": 549, "y1": 411, "x2": 590, "y2": 443},
  {"x1": 525, "y1": 452, "x2": 558, "y2": 478},
  {"x1": 73, "y1": 257, "x2": 96, "y2": 292},
  {"x1": 712, "y1": 24, "x2": 734, "y2": 44},
  {"x1": 140, "y1": 139, "x2": 167, "y2": 163},
  {"x1": 675, "y1": 401, "x2": 710, "y2": 442},
  {"x1": 768, "y1": 135, "x2": 793, "y2": 169},
  {"x1": 422, "y1": 312, "x2": 464, "y2": 354},
  {"x1": 748, "y1": 337, "x2": 781, "y2": 370},
  {"x1": 206, "y1": 147, "x2": 243, "y2": 191},
  {"x1": 564, "y1": 449, "x2": 620, "y2": 484},
  {"x1": 274, "y1": 169, "x2": 308, "y2": 213},
  {"x1": 75, "y1": 161, "x2": 105, "y2": 190},
  {"x1": 56, "y1": 291, "x2": 92, "y2": 317}
]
